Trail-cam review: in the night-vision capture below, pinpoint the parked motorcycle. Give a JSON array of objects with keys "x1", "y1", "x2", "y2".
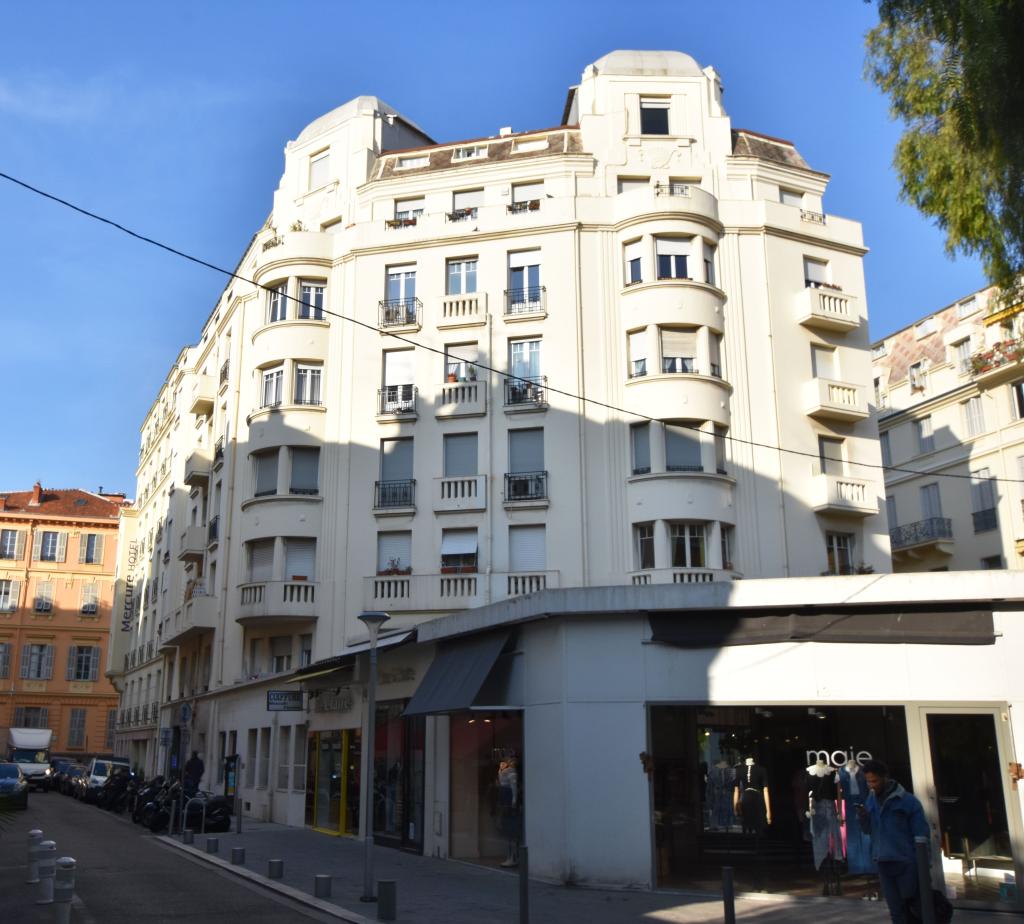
[
  {"x1": 146, "y1": 779, "x2": 182, "y2": 833},
  {"x1": 96, "y1": 767, "x2": 133, "y2": 812},
  {"x1": 132, "y1": 775, "x2": 164, "y2": 823}
]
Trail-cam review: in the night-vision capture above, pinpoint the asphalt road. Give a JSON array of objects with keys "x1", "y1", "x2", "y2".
[{"x1": 0, "y1": 791, "x2": 336, "y2": 923}]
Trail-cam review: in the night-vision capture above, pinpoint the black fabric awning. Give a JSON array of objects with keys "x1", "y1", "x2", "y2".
[
  {"x1": 404, "y1": 630, "x2": 510, "y2": 717},
  {"x1": 649, "y1": 608, "x2": 995, "y2": 648}
]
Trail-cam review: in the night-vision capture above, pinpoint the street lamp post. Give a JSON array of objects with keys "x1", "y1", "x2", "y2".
[{"x1": 358, "y1": 610, "x2": 389, "y2": 903}]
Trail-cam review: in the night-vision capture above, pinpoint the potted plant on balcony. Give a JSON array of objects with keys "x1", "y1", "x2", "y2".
[
  {"x1": 466, "y1": 364, "x2": 478, "y2": 381},
  {"x1": 447, "y1": 371, "x2": 458, "y2": 383},
  {"x1": 377, "y1": 558, "x2": 411, "y2": 576}
]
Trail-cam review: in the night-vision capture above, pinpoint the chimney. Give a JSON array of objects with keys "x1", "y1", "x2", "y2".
[{"x1": 29, "y1": 482, "x2": 42, "y2": 506}]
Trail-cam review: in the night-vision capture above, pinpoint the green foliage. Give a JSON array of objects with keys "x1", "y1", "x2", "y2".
[{"x1": 866, "y1": 1, "x2": 1024, "y2": 305}]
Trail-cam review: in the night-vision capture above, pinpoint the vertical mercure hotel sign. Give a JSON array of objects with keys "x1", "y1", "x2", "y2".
[{"x1": 121, "y1": 539, "x2": 138, "y2": 632}]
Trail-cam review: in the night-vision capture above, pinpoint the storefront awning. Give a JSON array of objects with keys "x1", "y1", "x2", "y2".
[
  {"x1": 648, "y1": 608, "x2": 995, "y2": 647},
  {"x1": 287, "y1": 630, "x2": 416, "y2": 683},
  {"x1": 403, "y1": 630, "x2": 510, "y2": 717}
]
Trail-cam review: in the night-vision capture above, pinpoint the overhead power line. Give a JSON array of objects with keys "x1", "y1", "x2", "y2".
[{"x1": 1, "y1": 169, "x2": 1021, "y2": 486}]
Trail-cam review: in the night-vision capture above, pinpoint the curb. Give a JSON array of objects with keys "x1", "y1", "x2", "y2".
[{"x1": 157, "y1": 835, "x2": 376, "y2": 924}]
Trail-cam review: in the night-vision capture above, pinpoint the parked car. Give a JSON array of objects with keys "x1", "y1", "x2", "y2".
[
  {"x1": 81, "y1": 756, "x2": 131, "y2": 804},
  {"x1": 49, "y1": 758, "x2": 75, "y2": 792},
  {"x1": 62, "y1": 763, "x2": 88, "y2": 797},
  {"x1": 0, "y1": 762, "x2": 29, "y2": 810}
]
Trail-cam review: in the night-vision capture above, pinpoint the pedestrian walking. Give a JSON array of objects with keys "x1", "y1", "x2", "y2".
[
  {"x1": 858, "y1": 759, "x2": 930, "y2": 923},
  {"x1": 184, "y1": 751, "x2": 204, "y2": 795}
]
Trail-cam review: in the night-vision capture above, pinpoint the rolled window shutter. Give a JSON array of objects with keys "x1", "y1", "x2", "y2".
[
  {"x1": 31, "y1": 531, "x2": 42, "y2": 561},
  {"x1": 661, "y1": 329, "x2": 696, "y2": 357},
  {"x1": 79, "y1": 535, "x2": 88, "y2": 564},
  {"x1": 95, "y1": 534, "x2": 105, "y2": 564},
  {"x1": 376, "y1": 532, "x2": 411, "y2": 572},
  {"x1": 509, "y1": 429, "x2": 544, "y2": 473},
  {"x1": 67, "y1": 646, "x2": 78, "y2": 681},
  {"x1": 15, "y1": 530, "x2": 26, "y2": 560},
  {"x1": 19, "y1": 644, "x2": 30, "y2": 679},
  {"x1": 453, "y1": 188, "x2": 483, "y2": 210},
  {"x1": 43, "y1": 645, "x2": 55, "y2": 680},
  {"x1": 509, "y1": 525, "x2": 546, "y2": 571},
  {"x1": 56, "y1": 532, "x2": 67, "y2": 562},
  {"x1": 285, "y1": 539, "x2": 316, "y2": 581},
  {"x1": 249, "y1": 540, "x2": 274, "y2": 582}
]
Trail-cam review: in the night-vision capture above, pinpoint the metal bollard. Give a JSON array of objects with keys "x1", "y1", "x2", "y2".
[
  {"x1": 915, "y1": 837, "x2": 936, "y2": 924},
  {"x1": 182, "y1": 829, "x2": 194, "y2": 845},
  {"x1": 518, "y1": 845, "x2": 529, "y2": 924},
  {"x1": 231, "y1": 847, "x2": 245, "y2": 865},
  {"x1": 26, "y1": 829, "x2": 44, "y2": 884},
  {"x1": 171, "y1": 797, "x2": 181, "y2": 836},
  {"x1": 54, "y1": 857, "x2": 76, "y2": 924},
  {"x1": 314, "y1": 874, "x2": 332, "y2": 898},
  {"x1": 205, "y1": 837, "x2": 219, "y2": 854},
  {"x1": 36, "y1": 840, "x2": 57, "y2": 904},
  {"x1": 722, "y1": 865, "x2": 736, "y2": 924},
  {"x1": 377, "y1": 879, "x2": 397, "y2": 922},
  {"x1": 267, "y1": 859, "x2": 284, "y2": 879}
]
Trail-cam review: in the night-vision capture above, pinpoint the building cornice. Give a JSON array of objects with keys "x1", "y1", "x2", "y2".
[{"x1": 727, "y1": 224, "x2": 868, "y2": 257}]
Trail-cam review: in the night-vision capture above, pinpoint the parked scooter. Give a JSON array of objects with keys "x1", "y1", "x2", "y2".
[
  {"x1": 132, "y1": 775, "x2": 164, "y2": 824},
  {"x1": 146, "y1": 779, "x2": 182, "y2": 833},
  {"x1": 97, "y1": 767, "x2": 133, "y2": 812}
]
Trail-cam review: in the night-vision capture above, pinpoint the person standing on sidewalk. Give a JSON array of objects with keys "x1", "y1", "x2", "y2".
[
  {"x1": 184, "y1": 751, "x2": 205, "y2": 795},
  {"x1": 858, "y1": 759, "x2": 930, "y2": 924}
]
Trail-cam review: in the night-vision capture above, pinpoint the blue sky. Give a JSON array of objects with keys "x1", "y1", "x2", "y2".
[{"x1": 0, "y1": 1, "x2": 986, "y2": 496}]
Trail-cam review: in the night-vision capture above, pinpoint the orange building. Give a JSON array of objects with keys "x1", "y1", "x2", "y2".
[{"x1": 0, "y1": 483, "x2": 126, "y2": 756}]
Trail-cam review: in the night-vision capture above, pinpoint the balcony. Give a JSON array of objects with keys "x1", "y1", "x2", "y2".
[
  {"x1": 363, "y1": 570, "x2": 561, "y2": 612},
  {"x1": 434, "y1": 475, "x2": 487, "y2": 513},
  {"x1": 183, "y1": 447, "x2": 212, "y2": 487},
  {"x1": 177, "y1": 525, "x2": 207, "y2": 563},
  {"x1": 438, "y1": 292, "x2": 487, "y2": 329},
  {"x1": 213, "y1": 438, "x2": 225, "y2": 469},
  {"x1": 237, "y1": 580, "x2": 317, "y2": 625},
  {"x1": 504, "y1": 376, "x2": 547, "y2": 413},
  {"x1": 971, "y1": 336, "x2": 1023, "y2": 386},
  {"x1": 507, "y1": 199, "x2": 541, "y2": 215},
  {"x1": 797, "y1": 286, "x2": 858, "y2": 333},
  {"x1": 374, "y1": 479, "x2": 416, "y2": 515},
  {"x1": 436, "y1": 380, "x2": 487, "y2": 418},
  {"x1": 161, "y1": 589, "x2": 218, "y2": 646},
  {"x1": 629, "y1": 568, "x2": 733, "y2": 585},
  {"x1": 379, "y1": 297, "x2": 422, "y2": 331},
  {"x1": 504, "y1": 287, "x2": 546, "y2": 320},
  {"x1": 207, "y1": 515, "x2": 220, "y2": 548},
  {"x1": 377, "y1": 385, "x2": 418, "y2": 420},
  {"x1": 803, "y1": 378, "x2": 869, "y2": 422},
  {"x1": 810, "y1": 470, "x2": 878, "y2": 517},
  {"x1": 504, "y1": 471, "x2": 548, "y2": 508},
  {"x1": 890, "y1": 517, "x2": 954, "y2": 555},
  {"x1": 219, "y1": 359, "x2": 230, "y2": 389},
  {"x1": 189, "y1": 374, "x2": 216, "y2": 416},
  {"x1": 385, "y1": 217, "x2": 418, "y2": 230}
]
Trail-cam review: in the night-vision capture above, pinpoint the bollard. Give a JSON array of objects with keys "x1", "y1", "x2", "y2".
[
  {"x1": 36, "y1": 840, "x2": 57, "y2": 904},
  {"x1": 722, "y1": 866, "x2": 736, "y2": 924},
  {"x1": 377, "y1": 880, "x2": 397, "y2": 922},
  {"x1": 205, "y1": 837, "x2": 219, "y2": 855},
  {"x1": 231, "y1": 847, "x2": 245, "y2": 866},
  {"x1": 268, "y1": 859, "x2": 284, "y2": 879},
  {"x1": 26, "y1": 829, "x2": 43, "y2": 884},
  {"x1": 54, "y1": 857, "x2": 76, "y2": 924},
  {"x1": 518, "y1": 845, "x2": 529, "y2": 924},
  {"x1": 235, "y1": 789, "x2": 242, "y2": 835},
  {"x1": 171, "y1": 797, "x2": 181, "y2": 836},
  {"x1": 314, "y1": 874, "x2": 332, "y2": 898},
  {"x1": 182, "y1": 829, "x2": 194, "y2": 846},
  {"x1": 915, "y1": 837, "x2": 937, "y2": 924}
]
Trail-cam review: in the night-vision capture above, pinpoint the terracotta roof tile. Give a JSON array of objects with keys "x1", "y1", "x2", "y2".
[{"x1": 0, "y1": 486, "x2": 125, "y2": 519}]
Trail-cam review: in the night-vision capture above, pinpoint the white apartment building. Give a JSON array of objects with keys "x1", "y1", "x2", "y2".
[
  {"x1": 872, "y1": 286, "x2": 1024, "y2": 571},
  {"x1": 110, "y1": 50, "x2": 890, "y2": 841}
]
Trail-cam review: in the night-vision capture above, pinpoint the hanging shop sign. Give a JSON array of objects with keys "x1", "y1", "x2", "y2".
[{"x1": 267, "y1": 690, "x2": 304, "y2": 712}]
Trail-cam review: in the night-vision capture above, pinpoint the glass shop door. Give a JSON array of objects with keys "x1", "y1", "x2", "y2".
[{"x1": 920, "y1": 708, "x2": 1023, "y2": 910}]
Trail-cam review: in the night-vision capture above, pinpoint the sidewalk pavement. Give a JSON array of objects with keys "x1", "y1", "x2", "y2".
[{"x1": 159, "y1": 820, "x2": 1007, "y2": 923}]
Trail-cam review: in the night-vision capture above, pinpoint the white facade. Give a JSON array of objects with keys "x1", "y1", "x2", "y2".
[
  {"x1": 872, "y1": 286, "x2": 1024, "y2": 571},
  {"x1": 111, "y1": 51, "x2": 890, "y2": 827}
]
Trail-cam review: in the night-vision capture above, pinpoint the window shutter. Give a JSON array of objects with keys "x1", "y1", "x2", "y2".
[
  {"x1": 43, "y1": 645, "x2": 54, "y2": 680},
  {"x1": 19, "y1": 644, "x2": 30, "y2": 679},
  {"x1": 66, "y1": 646, "x2": 78, "y2": 681},
  {"x1": 655, "y1": 237, "x2": 690, "y2": 257},
  {"x1": 40, "y1": 707, "x2": 48, "y2": 727},
  {"x1": 628, "y1": 330, "x2": 647, "y2": 364},
  {"x1": 443, "y1": 434, "x2": 478, "y2": 477},
  {"x1": 377, "y1": 532, "x2": 411, "y2": 572},
  {"x1": 90, "y1": 647, "x2": 100, "y2": 681},
  {"x1": 254, "y1": 451, "x2": 279, "y2": 495},
  {"x1": 803, "y1": 257, "x2": 828, "y2": 284},
  {"x1": 384, "y1": 350, "x2": 415, "y2": 387},
  {"x1": 285, "y1": 539, "x2": 316, "y2": 581},
  {"x1": 7, "y1": 580, "x2": 20, "y2": 612},
  {"x1": 290, "y1": 448, "x2": 319, "y2": 493},
  {"x1": 508, "y1": 249, "x2": 541, "y2": 270},
  {"x1": 14, "y1": 706, "x2": 24, "y2": 726},
  {"x1": 509, "y1": 429, "x2": 544, "y2": 473},
  {"x1": 94, "y1": 534, "x2": 105, "y2": 564},
  {"x1": 512, "y1": 182, "x2": 543, "y2": 203},
  {"x1": 664, "y1": 424, "x2": 702, "y2": 470},
  {"x1": 509, "y1": 525, "x2": 546, "y2": 571},
  {"x1": 31, "y1": 531, "x2": 42, "y2": 561},
  {"x1": 249, "y1": 540, "x2": 274, "y2": 582},
  {"x1": 631, "y1": 423, "x2": 651, "y2": 473},
  {"x1": 56, "y1": 532, "x2": 67, "y2": 562},
  {"x1": 661, "y1": 329, "x2": 696, "y2": 358},
  {"x1": 0, "y1": 644, "x2": 9, "y2": 679},
  {"x1": 623, "y1": 241, "x2": 642, "y2": 263},
  {"x1": 381, "y1": 439, "x2": 414, "y2": 481},
  {"x1": 453, "y1": 189, "x2": 483, "y2": 210},
  {"x1": 79, "y1": 535, "x2": 88, "y2": 564},
  {"x1": 15, "y1": 530, "x2": 26, "y2": 560}
]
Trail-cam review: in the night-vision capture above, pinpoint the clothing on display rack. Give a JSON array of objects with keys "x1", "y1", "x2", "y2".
[
  {"x1": 839, "y1": 762, "x2": 876, "y2": 874},
  {"x1": 807, "y1": 761, "x2": 844, "y2": 872},
  {"x1": 706, "y1": 761, "x2": 735, "y2": 830}
]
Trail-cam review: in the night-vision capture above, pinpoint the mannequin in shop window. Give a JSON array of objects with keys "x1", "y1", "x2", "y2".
[
  {"x1": 807, "y1": 758, "x2": 844, "y2": 895},
  {"x1": 838, "y1": 757, "x2": 876, "y2": 876},
  {"x1": 733, "y1": 757, "x2": 771, "y2": 842},
  {"x1": 498, "y1": 758, "x2": 521, "y2": 867}
]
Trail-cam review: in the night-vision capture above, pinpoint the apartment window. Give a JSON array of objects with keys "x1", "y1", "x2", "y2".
[
  {"x1": 259, "y1": 728, "x2": 271, "y2": 788},
  {"x1": 0, "y1": 642, "x2": 9, "y2": 679},
  {"x1": 721, "y1": 526, "x2": 734, "y2": 569},
  {"x1": 957, "y1": 296, "x2": 978, "y2": 319},
  {"x1": 378, "y1": 438, "x2": 414, "y2": 507},
  {"x1": 15, "y1": 706, "x2": 49, "y2": 728},
  {"x1": 879, "y1": 431, "x2": 892, "y2": 467},
  {"x1": 915, "y1": 318, "x2": 936, "y2": 339},
  {"x1": 909, "y1": 362, "x2": 924, "y2": 390},
  {"x1": 811, "y1": 344, "x2": 837, "y2": 380},
  {"x1": 825, "y1": 532, "x2": 854, "y2": 575},
  {"x1": 440, "y1": 528, "x2": 478, "y2": 573},
  {"x1": 920, "y1": 483, "x2": 943, "y2": 520},
  {"x1": 284, "y1": 538, "x2": 316, "y2": 582},
  {"x1": 253, "y1": 449, "x2": 279, "y2": 497},
  {"x1": 37, "y1": 530, "x2": 65, "y2": 562},
  {"x1": 508, "y1": 251, "x2": 541, "y2": 310},
  {"x1": 294, "y1": 364, "x2": 322, "y2": 406},
  {"x1": 655, "y1": 238, "x2": 689, "y2": 280},
  {"x1": 20, "y1": 643, "x2": 54, "y2": 680},
  {"x1": 1013, "y1": 380, "x2": 1024, "y2": 419},
  {"x1": 67, "y1": 645, "x2": 100, "y2": 682},
  {"x1": 443, "y1": 433, "x2": 478, "y2": 477},
  {"x1": 665, "y1": 423, "x2": 702, "y2": 471},
  {"x1": 81, "y1": 582, "x2": 99, "y2": 615},
  {"x1": 874, "y1": 377, "x2": 885, "y2": 407},
  {"x1": 377, "y1": 531, "x2": 412, "y2": 575},
  {"x1": 270, "y1": 637, "x2": 292, "y2": 674},
  {"x1": 446, "y1": 259, "x2": 477, "y2": 295},
  {"x1": 0, "y1": 579, "x2": 19, "y2": 613},
  {"x1": 34, "y1": 582, "x2": 54, "y2": 613},
  {"x1": 970, "y1": 468, "x2": 998, "y2": 533},
  {"x1": 703, "y1": 242, "x2": 716, "y2": 286},
  {"x1": 248, "y1": 539, "x2": 275, "y2": 583},
  {"x1": 67, "y1": 708, "x2": 87, "y2": 748},
  {"x1": 308, "y1": 150, "x2": 329, "y2": 190},
  {"x1": 445, "y1": 342, "x2": 478, "y2": 381},
  {"x1": 299, "y1": 281, "x2": 325, "y2": 320},
  {"x1": 509, "y1": 428, "x2": 544, "y2": 476},
  {"x1": 511, "y1": 181, "x2": 543, "y2": 210},
  {"x1": 453, "y1": 145, "x2": 487, "y2": 160},
  {"x1": 0, "y1": 528, "x2": 22, "y2": 560},
  {"x1": 639, "y1": 97, "x2": 670, "y2": 135},
  {"x1": 300, "y1": 635, "x2": 313, "y2": 668},
  {"x1": 955, "y1": 339, "x2": 972, "y2": 374},
  {"x1": 394, "y1": 198, "x2": 424, "y2": 221},
  {"x1": 617, "y1": 177, "x2": 649, "y2": 194},
  {"x1": 982, "y1": 555, "x2": 1005, "y2": 570},
  {"x1": 886, "y1": 495, "x2": 898, "y2": 528},
  {"x1": 803, "y1": 257, "x2": 829, "y2": 288},
  {"x1": 661, "y1": 328, "x2": 696, "y2": 374},
  {"x1": 290, "y1": 447, "x2": 320, "y2": 495},
  {"x1": 261, "y1": 366, "x2": 284, "y2": 408},
  {"x1": 670, "y1": 523, "x2": 706, "y2": 568},
  {"x1": 105, "y1": 709, "x2": 115, "y2": 749},
  {"x1": 818, "y1": 436, "x2": 845, "y2": 475},
  {"x1": 915, "y1": 416, "x2": 934, "y2": 454},
  {"x1": 635, "y1": 523, "x2": 655, "y2": 570},
  {"x1": 382, "y1": 350, "x2": 415, "y2": 412},
  {"x1": 714, "y1": 425, "x2": 728, "y2": 474},
  {"x1": 871, "y1": 343, "x2": 887, "y2": 359},
  {"x1": 509, "y1": 525, "x2": 546, "y2": 572},
  {"x1": 79, "y1": 533, "x2": 105, "y2": 565},
  {"x1": 780, "y1": 188, "x2": 803, "y2": 207},
  {"x1": 277, "y1": 725, "x2": 292, "y2": 789},
  {"x1": 397, "y1": 155, "x2": 428, "y2": 169},
  {"x1": 630, "y1": 423, "x2": 651, "y2": 475},
  {"x1": 386, "y1": 265, "x2": 417, "y2": 303},
  {"x1": 509, "y1": 338, "x2": 542, "y2": 383},
  {"x1": 267, "y1": 283, "x2": 287, "y2": 324},
  {"x1": 962, "y1": 396, "x2": 985, "y2": 436},
  {"x1": 624, "y1": 241, "x2": 642, "y2": 285},
  {"x1": 451, "y1": 188, "x2": 483, "y2": 220},
  {"x1": 628, "y1": 329, "x2": 647, "y2": 378}
]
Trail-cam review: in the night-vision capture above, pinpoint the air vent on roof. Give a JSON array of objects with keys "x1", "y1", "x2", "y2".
[{"x1": 74, "y1": 499, "x2": 88, "y2": 507}]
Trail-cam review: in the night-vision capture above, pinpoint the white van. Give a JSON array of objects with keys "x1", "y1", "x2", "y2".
[{"x1": 81, "y1": 756, "x2": 130, "y2": 803}]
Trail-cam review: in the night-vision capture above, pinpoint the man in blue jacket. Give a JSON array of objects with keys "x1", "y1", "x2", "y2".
[{"x1": 859, "y1": 759, "x2": 931, "y2": 923}]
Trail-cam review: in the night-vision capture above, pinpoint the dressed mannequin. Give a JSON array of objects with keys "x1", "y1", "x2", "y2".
[
  {"x1": 706, "y1": 757, "x2": 735, "y2": 830},
  {"x1": 497, "y1": 759, "x2": 520, "y2": 867},
  {"x1": 733, "y1": 757, "x2": 771, "y2": 838},
  {"x1": 807, "y1": 759, "x2": 843, "y2": 895},
  {"x1": 838, "y1": 758, "x2": 876, "y2": 875}
]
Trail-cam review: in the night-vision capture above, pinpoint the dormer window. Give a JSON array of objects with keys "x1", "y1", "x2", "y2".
[
  {"x1": 397, "y1": 155, "x2": 428, "y2": 170},
  {"x1": 640, "y1": 98, "x2": 670, "y2": 135},
  {"x1": 308, "y1": 150, "x2": 329, "y2": 190},
  {"x1": 453, "y1": 145, "x2": 487, "y2": 161}
]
